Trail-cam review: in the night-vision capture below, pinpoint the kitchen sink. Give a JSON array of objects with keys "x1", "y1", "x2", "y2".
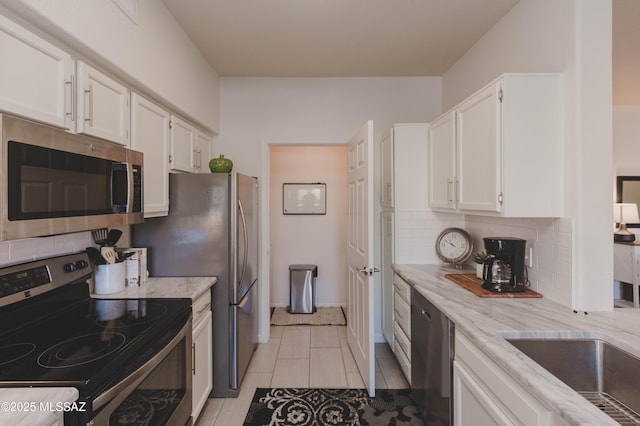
[{"x1": 506, "y1": 338, "x2": 640, "y2": 425}]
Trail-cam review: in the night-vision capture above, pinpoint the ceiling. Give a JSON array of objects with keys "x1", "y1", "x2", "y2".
[
  {"x1": 163, "y1": 0, "x2": 520, "y2": 77},
  {"x1": 164, "y1": 0, "x2": 640, "y2": 104}
]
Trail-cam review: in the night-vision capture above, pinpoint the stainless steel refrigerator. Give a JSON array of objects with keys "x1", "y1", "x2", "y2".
[{"x1": 132, "y1": 172, "x2": 259, "y2": 398}]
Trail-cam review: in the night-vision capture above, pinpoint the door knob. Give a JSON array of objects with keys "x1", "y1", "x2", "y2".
[{"x1": 358, "y1": 267, "x2": 380, "y2": 276}]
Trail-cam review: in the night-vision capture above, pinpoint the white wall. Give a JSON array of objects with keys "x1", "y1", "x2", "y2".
[
  {"x1": 269, "y1": 146, "x2": 347, "y2": 307},
  {"x1": 442, "y1": 0, "x2": 613, "y2": 310},
  {"x1": 216, "y1": 77, "x2": 442, "y2": 175},
  {"x1": 614, "y1": 106, "x2": 640, "y2": 177},
  {"x1": 216, "y1": 76, "x2": 442, "y2": 341},
  {"x1": 0, "y1": 0, "x2": 219, "y2": 132}
]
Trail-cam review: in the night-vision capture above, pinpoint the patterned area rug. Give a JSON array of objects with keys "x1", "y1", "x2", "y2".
[
  {"x1": 271, "y1": 307, "x2": 347, "y2": 326},
  {"x1": 244, "y1": 388, "x2": 423, "y2": 426}
]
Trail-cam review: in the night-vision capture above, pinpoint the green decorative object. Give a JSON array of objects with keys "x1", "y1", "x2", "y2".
[
  {"x1": 209, "y1": 154, "x2": 233, "y2": 173},
  {"x1": 472, "y1": 251, "x2": 489, "y2": 264}
]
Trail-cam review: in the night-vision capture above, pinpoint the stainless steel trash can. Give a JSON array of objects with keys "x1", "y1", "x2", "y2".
[{"x1": 289, "y1": 264, "x2": 317, "y2": 314}]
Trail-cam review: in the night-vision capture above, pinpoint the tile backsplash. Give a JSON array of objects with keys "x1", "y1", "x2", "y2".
[
  {"x1": 0, "y1": 231, "x2": 94, "y2": 268},
  {"x1": 465, "y1": 215, "x2": 574, "y2": 308},
  {"x1": 394, "y1": 210, "x2": 574, "y2": 308},
  {"x1": 0, "y1": 226, "x2": 131, "y2": 269},
  {"x1": 395, "y1": 210, "x2": 465, "y2": 264}
]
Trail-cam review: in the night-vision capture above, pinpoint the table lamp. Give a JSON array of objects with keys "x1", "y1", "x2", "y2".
[{"x1": 614, "y1": 203, "x2": 639, "y2": 242}]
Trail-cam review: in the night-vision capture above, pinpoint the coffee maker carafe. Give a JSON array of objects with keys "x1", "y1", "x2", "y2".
[{"x1": 482, "y1": 237, "x2": 527, "y2": 293}]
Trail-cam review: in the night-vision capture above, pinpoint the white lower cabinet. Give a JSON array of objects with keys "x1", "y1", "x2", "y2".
[
  {"x1": 392, "y1": 274, "x2": 411, "y2": 383},
  {"x1": 191, "y1": 292, "x2": 213, "y2": 422},
  {"x1": 454, "y1": 332, "x2": 568, "y2": 426}
]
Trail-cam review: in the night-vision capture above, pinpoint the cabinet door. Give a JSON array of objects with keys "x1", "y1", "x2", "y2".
[
  {"x1": 381, "y1": 213, "x2": 394, "y2": 344},
  {"x1": 428, "y1": 112, "x2": 456, "y2": 210},
  {"x1": 192, "y1": 311, "x2": 213, "y2": 422},
  {"x1": 170, "y1": 115, "x2": 196, "y2": 172},
  {"x1": 195, "y1": 130, "x2": 213, "y2": 173},
  {"x1": 131, "y1": 93, "x2": 170, "y2": 217},
  {"x1": 453, "y1": 361, "x2": 511, "y2": 426},
  {"x1": 76, "y1": 61, "x2": 130, "y2": 145},
  {"x1": 456, "y1": 84, "x2": 501, "y2": 212},
  {"x1": 455, "y1": 333, "x2": 553, "y2": 426},
  {"x1": 0, "y1": 14, "x2": 73, "y2": 129},
  {"x1": 380, "y1": 129, "x2": 394, "y2": 208}
]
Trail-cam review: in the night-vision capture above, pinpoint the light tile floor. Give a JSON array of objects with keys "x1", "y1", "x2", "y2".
[{"x1": 195, "y1": 325, "x2": 409, "y2": 425}]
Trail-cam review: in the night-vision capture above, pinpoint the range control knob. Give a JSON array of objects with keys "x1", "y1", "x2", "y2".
[
  {"x1": 75, "y1": 260, "x2": 89, "y2": 269},
  {"x1": 63, "y1": 262, "x2": 78, "y2": 273}
]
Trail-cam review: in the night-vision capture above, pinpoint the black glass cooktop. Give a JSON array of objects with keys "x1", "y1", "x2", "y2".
[{"x1": 0, "y1": 290, "x2": 190, "y2": 396}]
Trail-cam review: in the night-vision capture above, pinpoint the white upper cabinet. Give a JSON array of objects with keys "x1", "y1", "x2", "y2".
[
  {"x1": 76, "y1": 61, "x2": 130, "y2": 145},
  {"x1": 196, "y1": 130, "x2": 213, "y2": 173},
  {"x1": 0, "y1": 14, "x2": 73, "y2": 129},
  {"x1": 429, "y1": 74, "x2": 563, "y2": 217},
  {"x1": 456, "y1": 84, "x2": 501, "y2": 212},
  {"x1": 381, "y1": 124, "x2": 429, "y2": 210},
  {"x1": 131, "y1": 93, "x2": 170, "y2": 217},
  {"x1": 169, "y1": 115, "x2": 196, "y2": 173},
  {"x1": 380, "y1": 129, "x2": 395, "y2": 208},
  {"x1": 428, "y1": 112, "x2": 456, "y2": 211}
]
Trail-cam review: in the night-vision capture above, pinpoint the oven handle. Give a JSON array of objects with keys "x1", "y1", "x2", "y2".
[{"x1": 92, "y1": 317, "x2": 192, "y2": 413}]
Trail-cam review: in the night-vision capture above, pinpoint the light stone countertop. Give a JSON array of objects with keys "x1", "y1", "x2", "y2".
[
  {"x1": 0, "y1": 387, "x2": 78, "y2": 425},
  {"x1": 393, "y1": 263, "x2": 640, "y2": 426},
  {"x1": 91, "y1": 276, "x2": 217, "y2": 301}
]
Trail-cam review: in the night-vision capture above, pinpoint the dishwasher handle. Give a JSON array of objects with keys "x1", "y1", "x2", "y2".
[{"x1": 420, "y1": 307, "x2": 431, "y2": 320}]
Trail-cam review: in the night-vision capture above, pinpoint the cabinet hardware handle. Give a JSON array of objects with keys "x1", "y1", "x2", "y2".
[
  {"x1": 192, "y1": 343, "x2": 196, "y2": 375},
  {"x1": 196, "y1": 302, "x2": 211, "y2": 315},
  {"x1": 65, "y1": 75, "x2": 75, "y2": 122},
  {"x1": 454, "y1": 179, "x2": 459, "y2": 205},
  {"x1": 84, "y1": 84, "x2": 94, "y2": 126},
  {"x1": 421, "y1": 307, "x2": 431, "y2": 319},
  {"x1": 447, "y1": 178, "x2": 454, "y2": 203}
]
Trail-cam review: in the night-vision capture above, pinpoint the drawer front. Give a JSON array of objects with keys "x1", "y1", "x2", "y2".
[
  {"x1": 192, "y1": 291, "x2": 212, "y2": 326},
  {"x1": 394, "y1": 291, "x2": 411, "y2": 338},
  {"x1": 393, "y1": 274, "x2": 411, "y2": 304},
  {"x1": 394, "y1": 321, "x2": 411, "y2": 362},
  {"x1": 394, "y1": 333, "x2": 411, "y2": 383}
]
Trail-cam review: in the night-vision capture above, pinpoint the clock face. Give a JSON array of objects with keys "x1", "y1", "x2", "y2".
[{"x1": 436, "y1": 228, "x2": 473, "y2": 264}]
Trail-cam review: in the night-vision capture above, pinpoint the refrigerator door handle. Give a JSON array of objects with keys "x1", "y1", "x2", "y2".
[{"x1": 238, "y1": 199, "x2": 249, "y2": 290}]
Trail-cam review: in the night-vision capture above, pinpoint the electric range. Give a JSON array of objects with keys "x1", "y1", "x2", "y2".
[{"x1": 0, "y1": 253, "x2": 193, "y2": 425}]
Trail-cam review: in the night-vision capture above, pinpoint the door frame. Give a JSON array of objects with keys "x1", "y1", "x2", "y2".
[{"x1": 258, "y1": 137, "x2": 347, "y2": 343}]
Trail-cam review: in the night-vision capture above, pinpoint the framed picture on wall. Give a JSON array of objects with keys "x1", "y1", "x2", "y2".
[{"x1": 283, "y1": 183, "x2": 326, "y2": 215}]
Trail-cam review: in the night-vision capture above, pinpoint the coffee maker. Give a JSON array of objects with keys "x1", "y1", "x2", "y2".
[{"x1": 482, "y1": 237, "x2": 527, "y2": 293}]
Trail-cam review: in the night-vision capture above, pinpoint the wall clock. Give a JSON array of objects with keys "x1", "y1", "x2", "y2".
[{"x1": 435, "y1": 227, "x2": 473, "y2": 268}]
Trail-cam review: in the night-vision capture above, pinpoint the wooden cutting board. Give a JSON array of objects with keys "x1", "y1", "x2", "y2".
[{"x1": 445, "y1": 274, "x2": 542, "y2": 298}]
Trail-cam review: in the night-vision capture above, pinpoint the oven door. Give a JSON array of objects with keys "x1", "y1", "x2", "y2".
[{"x1": 89, "y1": 318, "x2": 192, "y2": 426}]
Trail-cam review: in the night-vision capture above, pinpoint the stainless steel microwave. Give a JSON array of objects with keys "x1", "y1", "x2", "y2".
[{"x1": 0, "y1": 114, "x2": 143, "y2": 240}]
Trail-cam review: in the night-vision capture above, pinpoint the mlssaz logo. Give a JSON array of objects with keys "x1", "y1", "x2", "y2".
[{"x1": 24, "y1": 290, "x2": 31, "y2": 298}]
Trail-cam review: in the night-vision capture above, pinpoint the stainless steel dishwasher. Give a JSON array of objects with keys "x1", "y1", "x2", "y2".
[{"x1": 411, "y1": 287, "x2": 454, "y2": 425}]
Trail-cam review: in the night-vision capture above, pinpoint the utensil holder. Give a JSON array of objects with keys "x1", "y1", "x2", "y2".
[{"x1": 94, "y1": 262, "x2": 126, "y2": 294}]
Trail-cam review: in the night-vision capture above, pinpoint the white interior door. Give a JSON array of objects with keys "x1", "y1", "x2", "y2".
[{"x1": 346, "y1": 120, "x2": 376, "y2": 396}]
